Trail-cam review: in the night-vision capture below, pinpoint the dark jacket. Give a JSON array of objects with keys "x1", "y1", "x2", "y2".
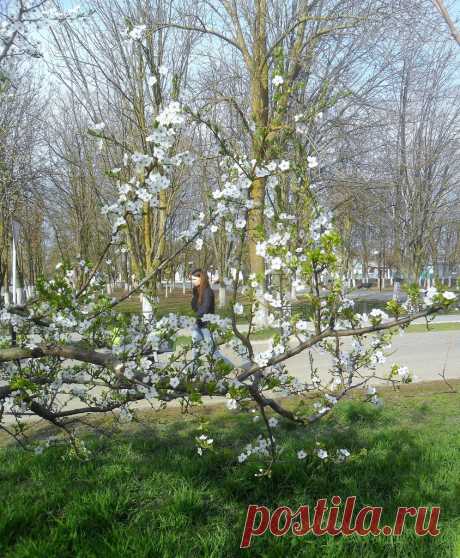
[{"x1": 191, "y1": 286, "x2": 215, "y2": 328}]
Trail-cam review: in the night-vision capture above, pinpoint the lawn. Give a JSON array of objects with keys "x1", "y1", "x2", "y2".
[
  {"x1": 114, "y1": 288, "x2": 460, "y2": 334},
  {"x1": 0, "y1": 380, "x2": 459, "y2": 557}
]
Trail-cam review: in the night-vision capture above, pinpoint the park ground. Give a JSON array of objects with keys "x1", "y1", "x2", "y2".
[{"x1": 0, "y1": 379, "x2": 459, "y2": 557}]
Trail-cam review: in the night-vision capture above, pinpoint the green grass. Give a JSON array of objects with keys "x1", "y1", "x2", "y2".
[
  {"x1": 0, "y1": 381, "x2": 459, "y2": 557},
  {"x1": 244, "y1": 322, "x2": 460, "y2": 340},
  {"x1": 406, "y1": 322, "x2": 460, "y2": 333}
]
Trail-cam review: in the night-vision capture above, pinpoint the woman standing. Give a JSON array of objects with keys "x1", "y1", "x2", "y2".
[
  {"x1": 191, "y1": 268, "x2": 215, "y2": 332},
  {"x1": 190, "y1": 268, "x2": 231, "y2": 367}
]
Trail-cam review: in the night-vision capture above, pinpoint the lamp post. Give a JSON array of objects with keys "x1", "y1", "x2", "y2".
[
  {"x1": 12, "y1": 220, "x2": 21, "y2": 305},
  {"x1": 189, "y1": 261, "x2": 194, "y2": 290},
  {"x1": 182, "y1": 255, "x2": 186, "y2": 295},
  {"x1": 373, "y1": 249, "x2": 381, "y2": 291}
]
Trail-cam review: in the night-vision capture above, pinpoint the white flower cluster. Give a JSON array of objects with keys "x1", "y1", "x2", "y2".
[
  {"x1": 423, "y1": 287, "x2": 456, "y2": 306},
  {"x1": 201, "y1": 313, "x2": 232, "y2": 330},
  {"x1": 397, "y1": 366, "x2": 410, "y2": 380},
  {"x1": 339, "y1": 298, "x2": 355, "y2": 311},
  {"x1": 205, "y1": 156, "x2": 291, "y2": 243},
  {"x1": 226, "y1": 395, "x2": 238, "y2": 410},
  {"x1": 295, "y1": 319, "x2": 310, "y2": 332},
  {"x1": 0, "y1": 308, "x2": 24, "y2": 326},
  {"x1": 370, "y1": 350, "x2": 386, "y2": 365},
  {"x1": 298, "y1": 445, "x2": 349, "y2": 462},
  {"x1": 294, "y1": 111, "x2": 323, "y2": 135},
  {"x1": 42, "y1": 5, "x2": 84, "y2": 21},
  {"x1": 156, "y1": 101, "x2": 185, "y2": 127},
  {"x1": 256, "y1": 230, "x2": 291, "y2": 262},
  {"x1": 253, "y1": 350, "x2": 272, "y2": 368},
  {"x1": 307, "y1": 156, "x2": 318, "y2": 169},
  {"x1": 122, "y1": 24, "x2": 147, "y2": 42},
  {"x1": 228, "y1": 337, "x2": 250, "y2": 359},
  {"x1": 233, "y1": 303, "x2": 244, "y2": 315},
  {"x1": 337, "y1": 448, "x2": 351, "y2": 462},
  {"x1": 89, "y1": 122, "x2": 105, "y2": 133},
  {"x1": 0, "y1": 3, "x2": 87, "y2": 61},
  {"x1": 178, "y1": 210, "x2": 207, "y2": 242},
  {"x1": 363, "y1": 384, "x2": 383, "y2": 406},
  {"x1": 262, "y1": 291, "x2": 283, "y2": 308},
  {"x1": 369, "y1": 308, "x2": 389, "y2": 322},
  {"x1": 196, "y1": 434, "x2": 214, "y2": 456},
  {"x1": 238, "y1": 435, "x2": 273, "y2": 463},
  {"x1": 100, "y1": 101, "x2": 190, "y2": 236},
  {"x1": 310, "y1": 209, "x2": 332, "y2": 242},
  {"x1": 313, "y1": 401, "x2": 331, "y2": 415},
  {"x1": 33, "y1": 435, "x2": 64, "y2": 456}
]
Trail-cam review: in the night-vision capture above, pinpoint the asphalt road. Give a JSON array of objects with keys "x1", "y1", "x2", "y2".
[{"x1": 249, "y1": 329, "x2": 460, "y2": 384}]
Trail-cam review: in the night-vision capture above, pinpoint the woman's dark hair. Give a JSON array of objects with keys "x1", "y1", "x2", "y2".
[{"x1": 191, "y1": 268, "x2": 210, "y2": 304}]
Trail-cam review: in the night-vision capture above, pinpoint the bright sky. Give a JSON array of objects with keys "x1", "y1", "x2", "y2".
[
  {"x1": 26, "y1": 0, "x2": 460, "y2": 91},
  {"x1": 58, "y1": 0, "x2": 460, "y2": 22}
]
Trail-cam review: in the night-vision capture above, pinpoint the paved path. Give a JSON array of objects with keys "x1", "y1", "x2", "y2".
[{"x1": 248, "y1": 329, "x2": 460, "y2": 384}]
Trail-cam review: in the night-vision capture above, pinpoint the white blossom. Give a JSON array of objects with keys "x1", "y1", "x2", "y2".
[
  {"x1": 397, "y1": 366, "x2": 410, "y2": 380},
  {"x1": 254, "y1": 351, "x2": 271, "y2": 368},
  {"x1": 317, "y1": 448, "x2": 328, "y2": 459},
  {"x1": 170, "y1": 377, "x2": 180, "y2": 388},
  {"x1": 278, "y1": 160, "x2": 290, "y2": 171},
  {"x1": 423, "y1": 287, "x2": 438, "y2": 305},
  {"x1": 295, "y1": 320, "x2": 310, "y2": 332},
  {"x1": 156, "y1": 101, "x2": 184, "y2": 127},
  {"x1": 370, "y1": 350, "x2": 386, "y2": 365},
  {"x1": 255, "y1": 242, "x2": 267, "y2": 258},
  {"x1": 369, "y1": 309, "x2": 388, "y2": 321},
  {"x1": 307, "y1": 156, "x2": 318, "y2": 168},
  {"x1": 227, "y1": 398, "x2": 238, "y2": 410},
  {"x1": 238, "y1": 452, "x2": 248, "y2": 463},
  {"x1": 233, "y1": 303, "x2": 244, "y2": 315},
  {"x1": 128, "y1": 25, "x2": 146, "y2": 41},
  {"x1": 89, "y1": 121, "x2": 105, "y2": 133},
  {"x1": 371, "y1": 394, "x2": 383, "y2": 407}
]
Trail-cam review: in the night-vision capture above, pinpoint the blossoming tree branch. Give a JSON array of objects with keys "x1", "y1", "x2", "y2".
[
  {"x1": 0, "y1": 0, "x2": 87, "y2": 65},
  {"x1": 0, "y1": 11, "x2": 457, "y2": 470}
]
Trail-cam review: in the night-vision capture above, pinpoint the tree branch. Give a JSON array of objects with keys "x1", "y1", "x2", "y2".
[{"x1": 433, "y1": 0, "x2": 460, "y2": 45}]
